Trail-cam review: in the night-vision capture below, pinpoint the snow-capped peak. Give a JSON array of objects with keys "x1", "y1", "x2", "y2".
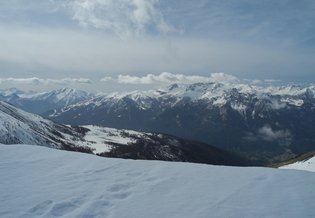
[{"x1": 21, "y1": 87, "x2": 92, "y2": 102}]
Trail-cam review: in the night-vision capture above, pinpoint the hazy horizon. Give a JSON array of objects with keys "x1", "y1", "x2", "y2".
[{"x1": 1, "y1": 72, "x2": 314, "y2": 93}]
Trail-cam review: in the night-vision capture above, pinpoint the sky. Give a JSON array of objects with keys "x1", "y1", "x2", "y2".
[{"x1": 0, "y1": 0, "x2": 314, "y2": 92}]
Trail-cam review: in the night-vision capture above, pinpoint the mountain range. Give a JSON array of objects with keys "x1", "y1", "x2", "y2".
[
  {"x1": 47, "y1": 82, "x2": 315, "y2": 164},
  {"x1": 1, "y1": 81, "x2": 315, "y2": 164}
]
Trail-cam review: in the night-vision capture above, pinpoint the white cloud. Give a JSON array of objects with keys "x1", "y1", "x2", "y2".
[
  {"x1": 0, "y1": 77, "x2": 91, "y2": 85},
  {"x1": 117, "y1": 72, "x2": 211, "y2": 84},
  {"x1": 209, "y1": 72, "x2": 239, "y2": 83},
  {"x1": 67, "y1": 0, "x2": 173, "y2": 37},
  {"x1": 0, "y1": 77, "x2": 42, "y2": 85},
  {"x1": 100, "y1": 76, "x2": 113, "y2": 82},
  {"x1": 101, "y1": 72, "x2": 238, "y2": 85},
  {"x1": 244, "y1": 125, "x2": 292, "y2": 146},
  {"x1": 250, "y1": 79, "x2": 263, "y2": 85},
  {"x1": 55, "y1": 78, "x2": 91, "y2": 85},
  {"x1": 264, "y1": 79, "x2": 281, "y2": 83},
  {"x1": 257, "y1": 125, "x2": 291, "y2": 142},
  {"x1": 269, "y1": 100, "x2": 287, "y2": 110}
]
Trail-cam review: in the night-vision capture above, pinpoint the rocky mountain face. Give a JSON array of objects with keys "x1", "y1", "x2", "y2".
[
  {"x1": 48, "y1": 82, "x2": 315, "y2": 163},
  {"x1": 0, "y1": 101, "x2": 249, "y2": 166}
]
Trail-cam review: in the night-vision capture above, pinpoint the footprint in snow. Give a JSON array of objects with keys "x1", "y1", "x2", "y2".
[
  {"x1": 25, "y1": 200, "x2": 53, "y2": 216},
  {"x1": 77, "y1": 199, "x2": 112, "y2": 218},
  {"x1": 126, "y1": 171, "x2": 143, "y2": 177},
  {"x1": 49, "y1": 202, "x2": 78, "y2": 217},
  {"x1": 107, "y1": 183, "x2": 130, "y2": 192},
  {"x1": 107, "y1": 183, "x2": 132, "y2": 200},
  {"x1": 93, "y1": 167, "x2": 112, "y2": 174},
  {"x1": 111, "y1": 192, "x2": 131, "y2": 200}
]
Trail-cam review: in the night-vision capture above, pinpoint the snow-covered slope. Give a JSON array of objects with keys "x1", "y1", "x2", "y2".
[
  {"x1": 0, "y1": 100, "x2": 135, "y2": 153},
  {"x1": 0, "y1": 100, "x2": 143, "y2": 154},
  {"x1": 280, "y1": 156, "x2": 315, "y2": 172},
  {"x1": 80, "y1": 125, "x2": 148, "y2": 153},
  {"x1": 1, "y1": 144, "x2": 314, "y2": 218},
  {"x1": 0, "y1": 101, "x2": 92, "y2": 152}
]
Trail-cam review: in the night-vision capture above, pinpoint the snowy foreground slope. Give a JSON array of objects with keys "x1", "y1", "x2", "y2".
[{"x1": 1, "y1": 145, "x2": 315, "y2": 218}]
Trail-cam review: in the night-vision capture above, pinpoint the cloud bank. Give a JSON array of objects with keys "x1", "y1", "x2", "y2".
[
  {"x1": 101, "y1": 72, "x2": 239, "y2": 85},
  {"x1": 0, "y1": 77, "x2": 91, "y2": 86},
  {"x1": 1, "y1": 25, "x2": 313, "y2": 83}
]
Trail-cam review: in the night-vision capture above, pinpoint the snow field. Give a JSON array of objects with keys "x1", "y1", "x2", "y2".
[{"x1": 1, "y1": 144, "x2": 315, "y2": 218}]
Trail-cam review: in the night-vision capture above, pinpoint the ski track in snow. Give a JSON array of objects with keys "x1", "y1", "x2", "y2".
[{"x1": 1, "y1": 144, "x2": 315, "y2": 218}]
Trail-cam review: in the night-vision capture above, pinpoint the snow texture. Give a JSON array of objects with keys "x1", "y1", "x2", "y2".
[{"x1": 1, "y1": 144, "x2": 315, "y2": 218}]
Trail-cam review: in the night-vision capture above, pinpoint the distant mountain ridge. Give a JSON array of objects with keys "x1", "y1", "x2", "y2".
[
  {"x1": 0, "y1": 87, "x2": 94, "y2": 114},
  {"x1": 0, "y1": 101, "x2": 249, "y2": 166},
  {"x1": 2, "y1": 81, "x2": 315, "y2": 163}
]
